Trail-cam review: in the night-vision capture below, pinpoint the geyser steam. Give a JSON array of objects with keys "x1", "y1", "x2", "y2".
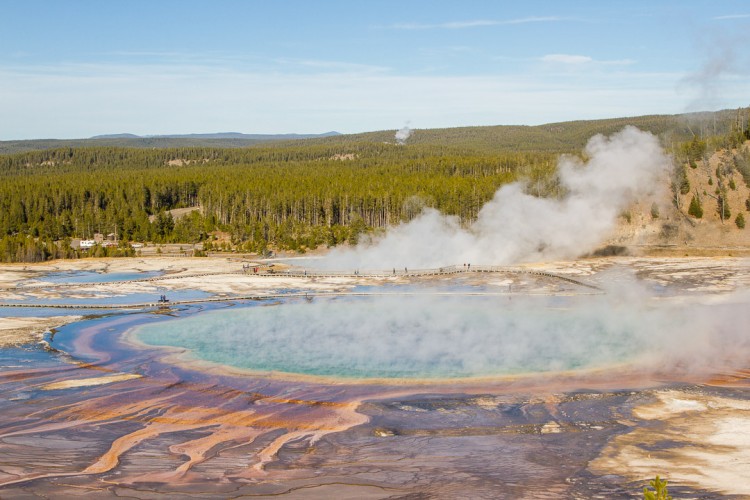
[
  {"x1": 324, "y1": 126, "x2": 671, "y2": 269},
  {"x1": 395, "y1": 124, "x2": 412, "y2": 145}
]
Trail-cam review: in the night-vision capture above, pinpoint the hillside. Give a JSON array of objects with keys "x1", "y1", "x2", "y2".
[
  {"x1": 606, "y1": 140, "x2": 750, "y2": 254},
  {"x1": 1, "y1": 108, "x2": 745, "y2": 155},
  {"x1": 292, "y1": 109, "x2": 746, "y2": 154},
  {"x1": 1, "y1": 108, "x2": 748, "y2": 262},
  {"x1": 0, "y1": 132, "x2": 341, "y2": 155}
]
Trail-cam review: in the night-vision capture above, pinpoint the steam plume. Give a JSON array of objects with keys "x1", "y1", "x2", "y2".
[
  {"x1": 395, "y1": 124, "x2": 412, "y2": 145},
  {"x1": 682, "y1": 29, "x2": 750, "y2": 111},
  {"x1": 324, "y1": 126, "x2": 671, "y2": 269}
]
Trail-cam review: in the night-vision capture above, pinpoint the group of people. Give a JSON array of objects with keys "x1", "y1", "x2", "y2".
[
  {"x1": 237, "y1": 263, "x2": 475, "y2": 277},
  {"x1": 242, "y1": 264, "x2": 260, "y2": 274},
  {"x1": 388, "y1": 265, "x2": 472, "y2": 275}
]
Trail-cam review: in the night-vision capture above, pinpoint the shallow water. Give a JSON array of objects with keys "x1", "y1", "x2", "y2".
[
  {"x1": 35, "y1": 270, "x2": 163, "y2": 284},
  {"x1": 3, "y1": 288, "x2": 211, "y2": 306},
  {"x1": 0, "y1": 344, "x2": 59, "y2": 370}
]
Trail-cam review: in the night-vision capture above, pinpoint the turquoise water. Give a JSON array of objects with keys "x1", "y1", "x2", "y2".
[
  {"x1": 134, "y1": 295, "x2": 649, "y2": 379},
  {"x1": 37, "y1": 270, "x2": 163, "y2": 284}
]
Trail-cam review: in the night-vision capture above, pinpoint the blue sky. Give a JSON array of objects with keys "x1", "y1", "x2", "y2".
[{"x1": 1, "y1": 0, "x2": 749, "y2": 139}]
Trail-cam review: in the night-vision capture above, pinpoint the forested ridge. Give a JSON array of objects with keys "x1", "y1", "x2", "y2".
[
  {"x1": 3, "y1": 108, "x2": 743, "y2": 155},
  {"x1": 0, "y1": 142, "x2": 555, "y2": 261},
  {"x1": 2, "y1": 108, "x2": 747, "y2": 262}
]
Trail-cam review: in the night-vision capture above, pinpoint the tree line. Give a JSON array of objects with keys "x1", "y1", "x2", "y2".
[
  {"x1": 0, "y1": 143, "x2": 557, "y2": 261},
  {"x1": 3, "y1": 108, "x2": 747, "y2": 263}
]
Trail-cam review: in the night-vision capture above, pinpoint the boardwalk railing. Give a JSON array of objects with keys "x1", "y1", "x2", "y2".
[
  {"x1": 10, "y1": 264, "x2": 600, "y2": 294},
  {"x1": 253, "y1": 265, "x2": 601, "y2": 290}
]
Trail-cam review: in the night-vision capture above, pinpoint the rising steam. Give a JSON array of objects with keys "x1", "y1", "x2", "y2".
[
  {"x1": 682, "y1": 29, "x2": 750, "y2": 111},
  {"x1": 324, "y1": 126, "x2": 671, "y2": 269},
  {"x1": 395, "y1": 124, "x2": 412, "y2": 145},
  {"x1": 135, "y1": 286, "x2": 750, "y2": 380}
]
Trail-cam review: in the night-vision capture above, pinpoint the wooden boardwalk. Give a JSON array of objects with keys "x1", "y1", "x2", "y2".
[{"x1": 2, "y1": 265, "x2": 601, "y2": 310}]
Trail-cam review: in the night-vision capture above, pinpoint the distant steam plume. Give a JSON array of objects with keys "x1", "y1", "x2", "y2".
[
  {"x1": 682, "y1": 28, "x2": 750, "y2": 111},
  {"x1": 395, "y1": 124, "x2": 412, "y2": 145},
  {"x1": 323, "y1": 126, "x2": 671, "y2": 269}
]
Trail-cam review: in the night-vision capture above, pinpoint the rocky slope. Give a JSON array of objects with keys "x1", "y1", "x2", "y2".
[{"x1": 607, "y1": 141, "x2": 750, "y2": 255}]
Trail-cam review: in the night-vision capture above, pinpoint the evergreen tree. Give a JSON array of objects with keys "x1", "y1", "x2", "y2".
[
  {"x1": 688, "y1": 195, "x2": 703, "y2": 218},
  {"x1": 643, "y1": 475, "x2": 672, "y2": 500},
  {"x1": 717, "y1": 192, "x2": 731, "y2": 221}
]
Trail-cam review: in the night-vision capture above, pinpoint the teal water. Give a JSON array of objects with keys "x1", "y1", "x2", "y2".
[
  {"x1": 134, "y1": 295, "x2": 651, "y2": 379},
  {"x1": 37, "y1": 270, "x2": 163, "y2": 284}
]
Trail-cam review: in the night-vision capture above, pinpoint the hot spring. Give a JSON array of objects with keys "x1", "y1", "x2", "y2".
[{"x1": 130, "y1": 291, "x2": 748, "y2": 380}]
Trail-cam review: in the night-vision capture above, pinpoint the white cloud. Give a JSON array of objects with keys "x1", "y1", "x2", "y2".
[
  {"x1": 541, "y1": 54, "x2": 593, "y2": 64},
  {"x1": 540, "y1": 54, "x2": 635, "y2": 66},
  {"x1": 389, "y1": 16, "x2": 565, "y2": 30},
  {"x1": 713, "y1": 14, "x2": 750, "y2": 20},
  {"x1": 0, "y1": 59, "x2": 747, "y2": 139},
  {"x1": 276, "y1": 58, "x2": 390, "y2": 74},
  {"x1": 392, "y1": 20, "x2": 498, "y2": 30},
  {"x1": 501, "y1": 16, "x2": 566, "y2": 25}
]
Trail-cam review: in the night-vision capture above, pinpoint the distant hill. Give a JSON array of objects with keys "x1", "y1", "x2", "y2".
[
  {"x1": 297, "y1": 109, "x2": 748, "y2": 153},
  {"x1": 1, "y1": 108, "x2": 747, "y2": 155},
  {"x1": 91, "y1": 132, "x2": 341, "y2": 140},
  {"x1": 90, "y1": 133, "x2": 141, "y2": 139},
  {"x1": 0, "y1": 132, "x2": 341, "y2": 154}
]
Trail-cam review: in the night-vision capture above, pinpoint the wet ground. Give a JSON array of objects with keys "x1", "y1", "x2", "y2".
[{"x1": 0, "y1": 257, "x2": 748, "y2": 498}]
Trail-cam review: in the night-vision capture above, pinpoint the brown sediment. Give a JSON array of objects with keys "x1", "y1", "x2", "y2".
[
  {"x1": 40, "y1": 373, "x2": 142, "y2": 390},
  {"x1": 2, "y1": 345, "x2": 749, "y2": 497},
  {"x1": 167, "y1": 426, "x2": 264, "y2": 477},
  {"x1": 703, "y1": 368, "x2": 750, "y2": 388},
  {"x1": 0, "y1": 362, "x2": 373, "y2": 488},
  {"x1": 241, "y1": 400, "x2": 369, "y2": 477},
  {"x1": 83, "y1": 420, "x2": 207, "y2": 475},
  {"x1": 589, "y1": 388, "x2": 750, "y2": 496}
]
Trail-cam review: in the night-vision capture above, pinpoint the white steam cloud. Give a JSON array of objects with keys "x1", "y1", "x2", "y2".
[
  {"x1": 682, "y1": 28, "x2": 750, "y2": 111},
  {"x1": 324, "y1": 126, "x2": 671, "y2": 270},
  {"x1": 395, "y1": 124, "x2": 412, "y2": 145},
  {"x1": 136, "y1": 287, "x2": 750, "y2": 380}
]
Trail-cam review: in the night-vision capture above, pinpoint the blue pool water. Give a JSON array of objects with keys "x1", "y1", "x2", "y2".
[
  {"x1": 133, "y1": 295, "x2": 651, "y2": 379},
  {"x1": 37, "y1": 270, "x2": 163, "y2": 284}
]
